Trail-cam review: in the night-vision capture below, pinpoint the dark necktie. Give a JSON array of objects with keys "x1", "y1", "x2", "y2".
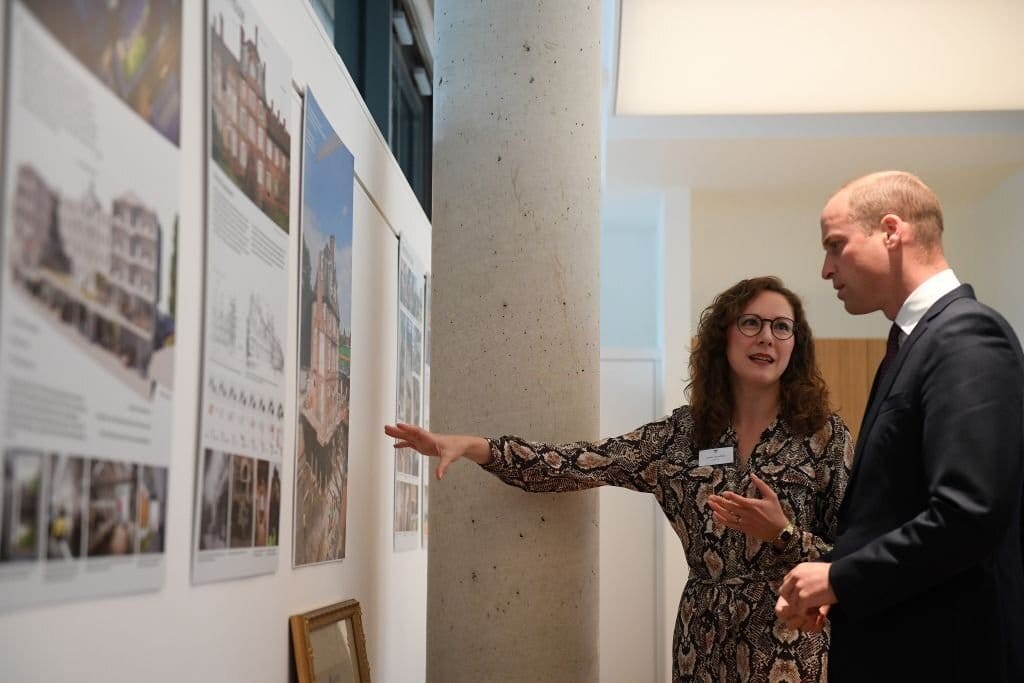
[{"x1": 875, "y1": 323, "x2": 902, "y2": 387}]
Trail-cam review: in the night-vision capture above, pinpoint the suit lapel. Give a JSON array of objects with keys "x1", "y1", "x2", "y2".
[{"x1": 840, "y1": 285, "x2": 976, "y2": 513}]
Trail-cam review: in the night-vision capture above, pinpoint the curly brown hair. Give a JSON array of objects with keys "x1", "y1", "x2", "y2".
[{"x1": 686, "y1": 276, "x2": 830, "y2": 448}]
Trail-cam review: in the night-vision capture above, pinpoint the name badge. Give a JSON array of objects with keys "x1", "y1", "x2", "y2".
[{"x1": 698, "y1": 446, "x2": 734, "y2": 466}]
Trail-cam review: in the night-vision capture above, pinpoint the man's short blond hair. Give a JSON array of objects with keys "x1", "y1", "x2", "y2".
[{"x1": 841, "y1": 171, "x2": 944, "y2": 250}]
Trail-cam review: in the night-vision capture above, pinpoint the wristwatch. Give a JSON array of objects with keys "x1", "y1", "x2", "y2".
[{"x1": 772, "y1": 521, "x2": 795, "y2": 550}]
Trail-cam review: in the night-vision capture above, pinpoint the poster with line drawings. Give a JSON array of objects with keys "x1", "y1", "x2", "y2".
[{"x1": 192, "y1": 0, "x2": 292, "y2": 584}]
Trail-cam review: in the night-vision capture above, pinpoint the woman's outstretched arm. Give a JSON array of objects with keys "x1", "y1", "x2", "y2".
[{"x1": 384, "y1": 422, "x2": 492, "y2": 480}]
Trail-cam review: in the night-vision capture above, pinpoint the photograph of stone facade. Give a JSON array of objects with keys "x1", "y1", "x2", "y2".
[
  {"x1": 229, "y1": 454, "x2": 254, "y2": 548},
  {"x1": 209, "y1": 11, "x2": 290, "y2": 231},
  {"x1": 295, "y1": 236, "x2": 352, "y2": 565},
  {"x1": 7, "y1": 164, "x2": 174, "y2": 391},
  {"x1": 47, "y1": 455, "x2": 85, "y2": 560},
  {"x1": 136, "y1": 465, "x2": 167, "y2": 553},
  {"x1": 86, "y1": 460, "x2": 137, "y2": 557},
  {"x1": 199, "y1": 448, "x2": 230, "y2": 551},
  {"x1": 0, "y1": 450, "x2": 44, "y2": 562}
]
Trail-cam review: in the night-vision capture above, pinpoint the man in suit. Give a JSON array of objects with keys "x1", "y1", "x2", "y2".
[{"x1": 775, "y1": 171, "x2": 1024, "y2": 682}]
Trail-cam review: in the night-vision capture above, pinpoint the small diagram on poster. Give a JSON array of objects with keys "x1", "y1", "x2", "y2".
[
  {"x1": 394, "y1": 242, "x2": 425, "y2": 551},
  {"x1": 293, "y1": 89, "x2": 355, "y2": 567},
  {"x1": 193, "y1": 0, "x2": 292, "y2": 584}
]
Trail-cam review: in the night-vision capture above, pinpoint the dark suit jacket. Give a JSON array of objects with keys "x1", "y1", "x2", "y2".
[{"x1": 827, "y1": 285, "x2": 1024, "y2": 682}]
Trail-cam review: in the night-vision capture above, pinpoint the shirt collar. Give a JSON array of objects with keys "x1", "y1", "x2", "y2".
[{"x1": 893, "y1": 269, "x2": 960, "y2": 338}]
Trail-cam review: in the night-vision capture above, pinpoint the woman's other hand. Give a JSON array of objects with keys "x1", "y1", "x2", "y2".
[
  {"x1": 707, "y1": 473, "x2": 790, "y2": 541},
  {"x1": 384, "y1": 423, "x2": 493, "y2": 479}
]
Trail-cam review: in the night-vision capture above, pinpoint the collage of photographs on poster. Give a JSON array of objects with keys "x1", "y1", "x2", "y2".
[
  {"x1": 0, "y1": 0, "x2": 181, "y2": 610},
  {"x1": 192, "y1": 0, "x2": 293, "y2": 584},
  {"x1": 293, "y1": 88, "x2": 355, "y2": 568},
  {"x1": 394, "y1": 243, "x2": 428, "y2": 552}
]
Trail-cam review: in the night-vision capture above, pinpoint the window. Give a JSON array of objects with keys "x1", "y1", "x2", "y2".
[
  {"x1": 311, "y1": 0, "x2": 335, "y2": 42},
  {"x1": 312, "y1": 0, "x2": 433, "y2": 217}
]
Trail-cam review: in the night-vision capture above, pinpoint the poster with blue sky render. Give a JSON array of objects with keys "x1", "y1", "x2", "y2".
[{"x1": 293, "y1": 88, "x2": 354, "y2": 567}]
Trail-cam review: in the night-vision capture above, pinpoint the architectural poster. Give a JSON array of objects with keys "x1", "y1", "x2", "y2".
[
  {"x1": 421, "y1": 273, "x2": 431, "y2": 547},
  {"x1": 394, "y1": 242, "x2": 424, "y2": 551},
  {"x1": 193, "y1": 0, "x2": 291, "y2": 583},
  {"x1": 293, "y1": 88, "x2": 354, "y2": 567},
  {"x1": 0, "y1": 0, "x2": 181, "y2": 610}
]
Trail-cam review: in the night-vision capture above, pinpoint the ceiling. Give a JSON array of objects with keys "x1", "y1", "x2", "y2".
[{"x1": 605, "y1": 0, "x2": 1024, "y2": 195}]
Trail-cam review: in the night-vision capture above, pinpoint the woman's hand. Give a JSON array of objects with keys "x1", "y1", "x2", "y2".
[
  {"x1": 384, "y1": 423, "x2": 493, "y2": 479},
  {"x1": 708, "y1": 473, "x2": 790, "y2": 542}
]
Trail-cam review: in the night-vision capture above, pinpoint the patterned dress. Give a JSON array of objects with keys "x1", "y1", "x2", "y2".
[{"x1": 482, "y1": 405, "x2": 854, "y2": 682}]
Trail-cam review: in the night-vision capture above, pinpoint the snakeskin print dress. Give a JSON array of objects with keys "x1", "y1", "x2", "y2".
[{"x1": 482, "y1": 405, "x2": 853, "y2": 682}]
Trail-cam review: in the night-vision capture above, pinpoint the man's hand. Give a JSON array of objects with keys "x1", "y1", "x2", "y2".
[{"x1": 776, "y1": 562, "x2": 837, "y2": 630}]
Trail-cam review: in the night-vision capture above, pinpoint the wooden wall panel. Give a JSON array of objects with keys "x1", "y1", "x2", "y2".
[{"x1": 815, "y1": 338, "x2": 886, "y2": 440}]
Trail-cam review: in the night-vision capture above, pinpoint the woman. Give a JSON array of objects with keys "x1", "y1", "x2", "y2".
[{"x1": 386, "y1": 276, "x2": 853, "y2": 682}]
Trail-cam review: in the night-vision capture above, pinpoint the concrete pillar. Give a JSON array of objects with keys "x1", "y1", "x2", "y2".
[{"x1": 429, "y1": 1, "x2": 601, "y2": 681}]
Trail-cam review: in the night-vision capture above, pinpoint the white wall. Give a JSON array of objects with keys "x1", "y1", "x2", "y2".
[
  {"x1": 948, "y1": 169, "x2": 1024, "y2": 338},
  {"x1": 598, "y1": 190, "x2": 698, "y2": 683},
  {"x1": 0, "y1": 2, "x2": 431, "y2": 682},
  {"x1": 598, "y1": 197, "x2": 661, "y2": 682},
  {"x1": 691, "y1": 188, "x2": 891, "y2": 338},
  {"x1": 601, "y1": 198, "x2": 662, "y2": 348},
  {"x1": 618, "y1": 0, "x2": 1024, "y2": 115},
  {"x1": 599, "y1": 351, "x2": 661, "y2": 683},
  {"x1": 656, "y1": 188, "x2": 692, "y2": 682},
  {"x1": 689, "y1": 181, "x2": 1023, "y2": 340}
]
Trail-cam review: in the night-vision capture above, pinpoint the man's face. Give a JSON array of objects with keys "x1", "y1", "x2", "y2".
[{"x1": 819, "y1": 191, "x2": 890, "y2": 315}]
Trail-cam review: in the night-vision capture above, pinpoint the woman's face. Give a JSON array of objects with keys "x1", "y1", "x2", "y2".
[{"x1": 725, "y1": 290, "x2": 796, "y2": 392}]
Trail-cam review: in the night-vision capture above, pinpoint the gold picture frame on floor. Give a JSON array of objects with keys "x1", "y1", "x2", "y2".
[{"x1": 290, "y1": 599, "x2": 371, "y2": 683}]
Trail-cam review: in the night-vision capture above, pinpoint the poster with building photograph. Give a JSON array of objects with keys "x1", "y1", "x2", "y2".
[
  {"x1": 394, "y1": 242, "x2": 424, "y2": 551},
  {"x1": 193, "y1": 0, "x2": 291, "y2": 584},
  {"x1": 293, "y1": 89, "x2": 354, "y2": 567},
  {"x1": 421, "y1": 273, "x2": 430, "y2": 547},
  {"x1": 0, "y1": 0, "x2": 180, "y2": 610}
]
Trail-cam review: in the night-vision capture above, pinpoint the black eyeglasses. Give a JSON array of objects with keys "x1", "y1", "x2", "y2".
[{"x1": 735, "y1": 314, "x2": 796, "y2": 340}]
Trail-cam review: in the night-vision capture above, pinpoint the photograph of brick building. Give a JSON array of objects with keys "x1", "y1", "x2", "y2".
[
  {"x1": 293, "y1": 91, "x2": 353, "y2": 566},
  {"x1": 295, "y1": 234, "x2": 352, "y2": 565},
  {"x1": 209, "y1": 12, "x2": 290, "y2": 231}
]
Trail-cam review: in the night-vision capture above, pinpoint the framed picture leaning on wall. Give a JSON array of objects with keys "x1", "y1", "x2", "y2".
[{"x1": 290, "y1": 599, "x2": 371, "y2": 683}]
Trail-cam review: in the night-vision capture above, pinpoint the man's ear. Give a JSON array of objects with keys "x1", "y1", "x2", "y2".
[{"x1": 879, "y1": 214, "x2": 902, "y2": 247}]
